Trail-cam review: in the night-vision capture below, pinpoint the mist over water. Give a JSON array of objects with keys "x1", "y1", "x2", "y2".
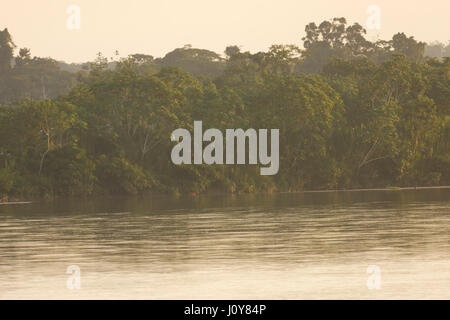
[{"x1": 0, "y1": 189, "x2": 449, "y2": 299}]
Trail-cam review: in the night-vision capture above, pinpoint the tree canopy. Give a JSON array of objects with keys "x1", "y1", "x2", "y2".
[{"x1": 0, "y1": 19, "x2": 448, "y2": 199}]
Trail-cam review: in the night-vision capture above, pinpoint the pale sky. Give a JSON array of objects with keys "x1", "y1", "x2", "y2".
[{"x1": 1, "y1": 0, "x2": 449, "y2": 63}]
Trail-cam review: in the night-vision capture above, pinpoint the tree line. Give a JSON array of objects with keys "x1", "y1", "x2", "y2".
[{"x1": 0, "y1": 18, "x2": 449, "y2": 199}]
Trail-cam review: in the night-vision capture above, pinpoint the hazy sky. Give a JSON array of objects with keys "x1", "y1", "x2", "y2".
[{"x1": 1, "y1": 0, "x2": 449, "y2": 63}]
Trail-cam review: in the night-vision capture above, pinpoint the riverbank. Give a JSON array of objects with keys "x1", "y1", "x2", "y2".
[
  {"x1": 1, "y1": 185, "x2": 449, "y2": 204},
  {"x1": 282, "y1": 185, "x2": 450, "y2": 194},
  {"x1": 0, "y1": 201, "x2": 32, "y2": 205}
]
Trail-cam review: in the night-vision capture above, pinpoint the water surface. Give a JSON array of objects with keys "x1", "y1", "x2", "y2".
[{"x1": 0, "y1": 188, "x2": 449, "y2": 299}]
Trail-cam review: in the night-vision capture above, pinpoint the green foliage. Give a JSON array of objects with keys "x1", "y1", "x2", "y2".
[
  {"x1": 43, "y1": 145, "x2": 96, "y2": 196},
  {"x1": 95, "y1": 155, "x2": 150, "y2": 194},
  {"x1": 0, "y1": 28, "x2": 15, "y2": 74},
  {"x1": 0, "y1": 167, "x2": 15, "y2": 196},
  {"x1": 299, "y1": 18, "x2": 427, "y2": 73},
  {"x1": 425, "y1": 41, "x2": 450, "y2": 60},
  {"x1": 155, "y1": 45, "x2": 226, "y2": 78},
  {"x1": 1, "y1": 46, "x2": 76, "y2": 105},
  {"x1": 0, "y1": 20, "x2": 448, "y2": 199}
]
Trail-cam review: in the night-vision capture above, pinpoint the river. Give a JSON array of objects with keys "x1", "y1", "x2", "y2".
[{"x1": 0, "y1": 188, "x2": 449, "y2": 299}]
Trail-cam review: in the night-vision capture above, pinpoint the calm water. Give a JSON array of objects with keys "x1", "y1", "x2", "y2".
[{"x1": 0, "y1": 188, "x2": 449, "y2": 299}]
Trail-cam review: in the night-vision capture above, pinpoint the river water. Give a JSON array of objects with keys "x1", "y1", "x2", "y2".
[{"x1": 0, "y1": 188, "x2": 449, "y2": 299}]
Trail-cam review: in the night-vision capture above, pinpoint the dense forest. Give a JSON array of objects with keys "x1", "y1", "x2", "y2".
[{"x1": 0, "y1": 18, "x2": 449, "y2": 199}]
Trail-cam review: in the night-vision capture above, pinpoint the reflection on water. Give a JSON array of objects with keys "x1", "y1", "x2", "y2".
[{"x1": 0, "y1": 188, "x2": 449, "y2": 299}]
